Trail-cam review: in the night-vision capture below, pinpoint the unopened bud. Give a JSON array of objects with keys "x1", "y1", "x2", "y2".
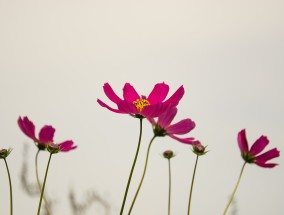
[
  {"x1": 0, "y1": 148, "x2": 12, "y2": 159},
  {"x1": 192, "y1": 143, "x2": 207, "y2": 156},
  {"x1": 163, "y1": 150, "x2": 175, "y2": 159}
]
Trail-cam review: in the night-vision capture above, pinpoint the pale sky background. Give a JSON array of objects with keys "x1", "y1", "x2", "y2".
[{"x1": 0, "y1": 0, "x2": 283, "y2": 214}]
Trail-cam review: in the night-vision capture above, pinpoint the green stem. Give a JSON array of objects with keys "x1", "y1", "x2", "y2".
[
  {"x1": 128, "y1": 135, "x2": 156, "y2": 215},
  {"x1": 120, "y1": 118, "x2": 143, "y2": 215},
  {"x1": 167, "y1": 159, "x2": 172, "y2": 215},
  {"x1": 223, "y1": 162, "x2": 246, "y2": 215},
  {"x1": 187, "y1": 155, "x2": 199, "y2": 215},
  {"x1": 37, "y1": 153, "x2": 52, "y2": 215},
  {"x1": 35, "y1": 150, "x2": 52, "y2": 215},
  {"x1": 4, "y1": 158, "x2": 13, "y2": 215}
]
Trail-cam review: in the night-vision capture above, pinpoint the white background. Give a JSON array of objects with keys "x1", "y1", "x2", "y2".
[{"x1": 0, "y1": 0, "x2": 283, "y2": 214}]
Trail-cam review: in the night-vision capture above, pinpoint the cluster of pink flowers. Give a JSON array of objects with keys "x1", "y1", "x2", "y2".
[
  {"x1": 98, "y1": 82, "x2": 200, "y2": 145},
  {"x1": 0, "y1": 81, "x2": 280, "y2": 215},
  {"x1": 97, "y1": 82, "x2": 280, "y2": 215},
  {"x1": 98, "y1": 82, "x2": 280, "y2": 167}
]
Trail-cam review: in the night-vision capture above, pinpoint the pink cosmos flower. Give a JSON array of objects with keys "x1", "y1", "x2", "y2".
[
  {"x1": 18, "y1": 116, "x2": 55, "y2": 149},
  {"x1": 149, "y1": 107, "x2": 197, "y2": 144},
  {"x1": 97, "y1": 82, "x2": 184, "y2": 118},
  {"x1": 18, "y1": 116, "x2": 77, "y2": 152},
  {"x1": 238, "y1": 129, "x2": 280, "y2": 168}
]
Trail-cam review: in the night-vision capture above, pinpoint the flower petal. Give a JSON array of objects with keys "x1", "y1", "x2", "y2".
[
  {"x1": 103, "y1": 83, "x2": 122, "y2": 104},
  {"x1": 18, "y1": 116, "x2": 36, "y2": 140},
  {"x1": 237, "y1": 129, "x2": 249, "y2": 153},
  {"x1": 254, "y1": 148, "x2": 280, "y2": 163},
  {"x1": 163, "y1": 85, "x2": 184, "y2": 107},
  {"x1": 169, "y1": 134, "x2": 196, "y2": 144},
  {"x1": 147, "y1": 117, "x2": 157, "y2": 126},
  {"x1": 254, "y1": 161, "x2": 278, "y2": 168},
  {"x1": 123, "y1": 83, "x2": 140, "y2": 102},
  {"x1": 142, "y1": 102, "x2": 168, "y2": 118},
  {"x1": 58, "y1": 140, "x2": 77, "y2": 152},
  {"x1": 249, "y1": 135, "x2": 269, "y2": 156},
  {"x1": 97, "y1": 99, "x2": 124, "y2": 113},
  {"x1": 158, "y1": 107, "x2": 177, "y2": 129},
  {"x1": 39, "y1": 126, "x2": 55, "y2": 144},
  {"x1": 147, "y1": 82, "x2": 169, "y2": 104},
  {"x1": 167, "y1": 119, "x2": 195, "y2": 135},
  {"x1": 117, "y1": 100, "x2": 139, "y2": 114}
]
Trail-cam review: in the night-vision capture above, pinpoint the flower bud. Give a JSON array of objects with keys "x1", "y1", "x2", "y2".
[
  {"x1": 192, "y1": 143, "x2": 207, "y2": 156},
  {"x1": 0, "y1": 148, "x2": 12, "y2": 159},
  {"x1": 163, "y1": 150, "x2": 175, "y2": 159}
]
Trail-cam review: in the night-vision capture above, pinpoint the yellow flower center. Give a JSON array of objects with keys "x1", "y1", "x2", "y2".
[{"x1": 133, "y1": 98, "x2": 150, "y2": 112}]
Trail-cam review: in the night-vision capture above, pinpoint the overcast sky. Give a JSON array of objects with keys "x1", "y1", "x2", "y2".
[{"x1": 0, "y1": 0, "x2": 283, "y2": 214}]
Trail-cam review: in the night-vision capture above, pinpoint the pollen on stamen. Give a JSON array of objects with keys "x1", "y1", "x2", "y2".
[{"x1": 133, "y1": 98, "x2": 150, "y2": 112}]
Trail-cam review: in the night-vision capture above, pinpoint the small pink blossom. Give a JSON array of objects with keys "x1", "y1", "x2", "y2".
[
  {"x1": 238, "y1": 129, "x2": 280, "y2": 168},
  {"x1": 18, "y1": 116, "x2": 55, "y2": 149},
  {"x1": 149, "y1": 107, "x2": 197, "y2": 144},
  {"x1": 97, "y1": 82, "x2": 184, "y2": 118},
  {"x1": 18, "y1": 116, "x2": 77, "y2": 152}
]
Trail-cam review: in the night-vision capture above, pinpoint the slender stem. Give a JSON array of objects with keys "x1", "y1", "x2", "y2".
[
  {"x1": 4, "y1": 158, "x2": 13, "y2": 215},
  {"x1": 187, "y1": 155, "x2": 199, "y2": 215},
  {"x1": 167, "y1": 159, "x2": 172, "y2": 215},
  {"x1": 120, "y1": 118, "x2": 143, "y2": 215},
  {"x1": 223, "y1": 162, "x2": 246, "y2": 215},
  {"x1": 37, "y1": 153, "x2": 52, "y2": 215},
  {"x1": 128, "y1": 135, "x2": 156, "y2": 215},
  {"x1": 35, "y1": 150, "x2": 51, "y2": 215}
]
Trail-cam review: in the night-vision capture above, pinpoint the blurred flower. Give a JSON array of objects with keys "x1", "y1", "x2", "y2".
[
  {"x1": 97, "y1": 82, "x2": 184, "y2": 118},
  {"x1": 238, "y1": 129, "x2": 280, "y2": 168},
  {"x1": 18, "y1": 116, "x2": 55, "y2": 150},
  {"x1": 163, "y1": 150, "x2": 175, "y2": 159},
  {"x1": 149, "y1": 107, "x2": 197, "y2": 144},
  {"x1": 0, "y1": 148, "x2": 12, "y2": 159}
]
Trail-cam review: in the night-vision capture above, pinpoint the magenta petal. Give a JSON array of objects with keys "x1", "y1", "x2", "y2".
[
  {"x1": 169, "y1": 135, "x2": 196, "y2": 144},
  {"x1": 39, "y1": 126, "x2": 55, "y2": 144},
  {"x1": 117, "y1": 100, "x2": 139, "y2": 114},
  {"x1": 249, "y1": 135, "x2": 269, "y2": 156},
  {"x1": 147, "y1": 82, "x2": 169, "y2": 104},
  {"x1": 254, "y1": 148, "x2": 280, "y2": 163},
  {"x1": 123, "y1": 83, "x2": 140, "y2": 102},
  {"x1": 254, "y1": 161, "x2": 278, "y2": 168},
  {"x1": 163, "y1": 85, "x2": 185, "y2": 107},
  {"x1": 147, "y1": 117, "x2": 157, "y2": 126},
  {"x1": 97, "y1": 99, "x2": 124, "y2": 113},
  {"x1": 103, "y1": 83, "x2": 123, "y2": 104},
  {"x1": 158, "y1": 107, "x2": 177, "y2": 129},
  {"x1": 142, "y1": 103, "x2": 168, "y2": 118},
  {"x1": 167, "y1": 119, "x2": 195, "y2": 135},
  {"x1": 58, "y1": 140, "x2": 77, "y2": 152},
  {"x1": 237, "y1": 129, "x2": 249, "y2": 153},
  {"x1": 18, "y1": 116, "x2": 36, "y2": 140}
]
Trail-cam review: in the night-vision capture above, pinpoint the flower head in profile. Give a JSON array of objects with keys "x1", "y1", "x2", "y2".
[
  {"x1": 0, "y1": 148, "x2": 12, "y2": 159},
  {"x1": 149, "y1": 107, "x2": 197, "y2": 144},
  {"x1": 238, "y1": 129, "x2": 280, "y2": 168},
  {"x1": 18, "y1": 116, "x2": 55, "y2": 150},
  {"x1": 47, "y1": 141, "x2": 77, "y2": 154},
  {"x1": 97, "y1": 82, "x2": 184, "y2": 118}
]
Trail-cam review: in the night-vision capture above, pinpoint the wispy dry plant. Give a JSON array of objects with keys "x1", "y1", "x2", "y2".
[{"x1": 69, "y1": 189, "x2": 111, "y2": 215}]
